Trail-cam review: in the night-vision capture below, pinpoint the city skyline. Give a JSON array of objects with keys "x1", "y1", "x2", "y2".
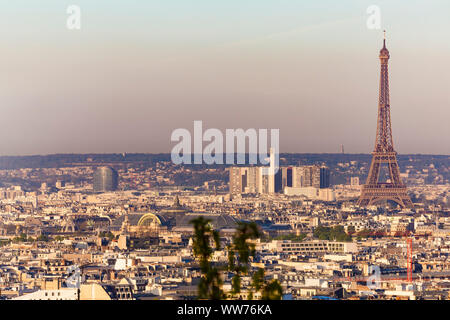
[
  {"x1": 0, "y1": 1, "x2": 449, "y2": 305},
  {"x1": 1, "y1": 1, "x2": 449, "y2": 156}
]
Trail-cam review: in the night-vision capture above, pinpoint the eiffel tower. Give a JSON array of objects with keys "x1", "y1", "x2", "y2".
[{"x1": 358, "y1": 33, "x2": 413, "y2": 208}]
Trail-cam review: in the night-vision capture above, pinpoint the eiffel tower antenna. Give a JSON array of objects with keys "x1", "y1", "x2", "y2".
[{"x1": 357, "y1": 35, "x2": 413, "y2": 209}]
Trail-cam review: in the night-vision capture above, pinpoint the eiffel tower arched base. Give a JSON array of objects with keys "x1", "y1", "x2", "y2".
[{"x1": 358, "y1": 184, "x2": 413, "y2": 209}]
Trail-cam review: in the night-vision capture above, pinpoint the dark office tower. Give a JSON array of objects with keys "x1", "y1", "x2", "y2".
[
  {"x1": 274, "y1": 169, "x2": 283, "y2": 193},
  {"x1": 286, "y1": 167, "x2": 293, "y2": 187},
  {"x1": 241, "y1": 169, "x2": 248, "y2": 191},
  {"x1": 93, "y1": 166, "x2": 119, "y2": 192},
  {"x1": 320, "y1": 167, "x2": 330, "y2": 188},
  {"x1": 280, "y1": 167, "x2": 293, "y2": 190}
]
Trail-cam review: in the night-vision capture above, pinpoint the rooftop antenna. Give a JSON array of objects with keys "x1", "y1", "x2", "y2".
[{"x1": 383, "y1": 30, "x2": 386, "y2": 47}]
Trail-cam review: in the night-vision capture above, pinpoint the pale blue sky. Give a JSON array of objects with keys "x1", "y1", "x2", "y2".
[{"x1": 0, "y1": 0, "x2": 449, "y2": 155}]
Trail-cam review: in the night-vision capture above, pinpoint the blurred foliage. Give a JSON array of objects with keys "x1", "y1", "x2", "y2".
[
  {"x1": 313, "y1": 225, "x2": 352, "y2": 242},
  {"x1": 190, "y1": 217, "x2": 224, "y2": 300}
]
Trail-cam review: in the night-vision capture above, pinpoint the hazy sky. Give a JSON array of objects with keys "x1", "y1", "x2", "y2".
[{"x1": 0, "y1": 0, "x2": 449, "y2": 155}]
